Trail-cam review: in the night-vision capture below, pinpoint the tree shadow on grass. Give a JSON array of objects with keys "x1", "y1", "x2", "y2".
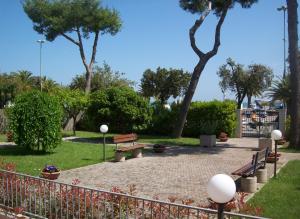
[
  {"x1": 67, "y1": 137, "x2": 114, "y2": 144},
  {"x1": 0, "y1": 145, "x2": 55, "y2": 156}
]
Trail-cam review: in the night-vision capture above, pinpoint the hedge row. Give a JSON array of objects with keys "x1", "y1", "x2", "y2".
[{"x1": 183, "y1": 100, "x2": 237, "y2": 137}]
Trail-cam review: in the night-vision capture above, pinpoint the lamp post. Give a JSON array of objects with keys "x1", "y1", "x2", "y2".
[
  {"x1": 207, "y1": 174, "x2": 236, "y2": 219},
  {"x1": 37, "y1": 39, "x2": 45, "y2": 91},
  {"x1": 277, "y1": 5, "x2": 287, "y2": 78},
  {"x1": 271, "y1": 129, "x2": 282, "y2": 178},
  {"x1": 100, "y1": 124, "x2": 108, "y2": 161}
]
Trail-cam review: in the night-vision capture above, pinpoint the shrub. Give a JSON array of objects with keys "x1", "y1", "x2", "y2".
[
  {"x1": 8, "y1": 91, "x2": 62, "y2": 152},
  {"x1": 146, "y1": 102, "x2": 179, "y2": 135},
  {"x1": 183, "y1": 100, "x2": 237, "y2": 137},
  {"x1": 83, "y1": 87, "x2": 152, "y2": 133}
]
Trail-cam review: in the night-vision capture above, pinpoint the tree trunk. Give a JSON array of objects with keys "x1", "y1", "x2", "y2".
[
  {"x1": 172, "y1": 5, "x2": 229, "y2": 138},
  {"x1": 172, "y1": 61, "x2": 208, "y2": 137},
  {"x1": 247, "y1": 95, "x2": 252, "y2": 108},
  {"x1": 85, "y1": 67, "x2": 93, "y2": 94},
  {"x1": 72, "y1": 116, "x2": 76, "y2": 136},
  {"x1": 287, "y1": 0, "x2": 300, "y2": 148}
]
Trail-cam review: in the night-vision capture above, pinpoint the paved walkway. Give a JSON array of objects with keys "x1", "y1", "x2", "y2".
[{"x1": 57, "y1": 138, "x2": 300, "y2": 204}]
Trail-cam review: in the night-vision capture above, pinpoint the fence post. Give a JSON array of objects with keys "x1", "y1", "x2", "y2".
[
  {"x1": 278, "y1": 109, "x2": 287, "y2": 137},
  {"x1": 235, "y1": 109, "x2": 242, "y2": 138}
]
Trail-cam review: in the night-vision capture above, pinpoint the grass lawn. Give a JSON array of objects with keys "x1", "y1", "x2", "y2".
[
  {"x1": 138, "y1": 134, "x2": 199, "y2": 146},
  {"x1": 63, "y1": 131, "x2": 200, "y2": 147},
  {"x1": 62, "y1": 130, "x2": 115, "y2": 138},
  {"x1": 248, "y1": 160, "x2": 300, "y2": 219},
  {"x1": 279, "y1": 146, "x2": 300, "y2": 153},
  {"x1": 0, "y1": 133, "x2": 6, "y2": 142},
  {"x1": 0, "y1": 141, "x2": 115, "y2": 176}
]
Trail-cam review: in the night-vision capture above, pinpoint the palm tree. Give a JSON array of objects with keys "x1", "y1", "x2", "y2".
[{"x1": 268, "y1": 75, "x2": 291, "y2": 115}]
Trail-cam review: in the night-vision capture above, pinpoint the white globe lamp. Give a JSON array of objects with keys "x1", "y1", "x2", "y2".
[
  {"x1": 99, "y1": 124, "x2": 108, "y2": 161},
  {"x1": 207, "y1": 174, "x2": 236, "y2": 219},
  {"x1": 271, "y1": 129, "x2": 282, "y2": 141},
  {"x1": 271, "y1": 129, "x2": 282, "y2": 178},
  {"x1": 100, "y1": 124, "x2": 108, "y2": 133}
]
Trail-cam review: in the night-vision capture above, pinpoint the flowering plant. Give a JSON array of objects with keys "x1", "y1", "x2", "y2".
[{"x1": 42, "y1": 165, "x2": 59, "y2": 173}]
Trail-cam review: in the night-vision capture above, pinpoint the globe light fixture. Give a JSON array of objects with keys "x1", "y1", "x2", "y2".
[
  {"x1": 207, "y1": 174, "x2": 236, "y2": 219},
  {"x1": 271, "y1": 129, "x2": 282, "y2": 141},
  {"x1": 100, "y1": 124, "x2": 108, "y2": 161},
  {"x1": 163, "y1": 104, "x2": 171, "y2": 111},
  {"x1": 271, "y1": 129, "x2": 282, "y2": 178}
]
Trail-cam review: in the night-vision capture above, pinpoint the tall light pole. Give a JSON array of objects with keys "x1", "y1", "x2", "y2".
[
  {"x1": 37, "y1": 39, "x2": 45, "y2": 91},
  {"x1": 277, "y1": 5, "x2": 287, "y2": 78}
]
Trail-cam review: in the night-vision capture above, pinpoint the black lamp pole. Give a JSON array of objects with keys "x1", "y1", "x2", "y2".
[
  {"x1": 103, "y1": 133, "x2": 106, "y2": 161},
  {"x1": 218, "y1": 203, "x2": 225, "y2": 219},
  {"x1": 274, "y1": 140, "x2": 278, "y2": 178}
]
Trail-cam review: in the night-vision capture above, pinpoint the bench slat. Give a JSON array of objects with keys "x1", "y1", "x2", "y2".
[{"x1": 113, "y1": 134, "x2": 137, "y2": 143}]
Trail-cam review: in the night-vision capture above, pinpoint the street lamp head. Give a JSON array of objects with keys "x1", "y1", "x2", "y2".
[
  {"x1": 277, "y1": 5, "x2": 287, "y2": 11},
  {"x1": 100, "y1": 124, "x2": 108, "y2": 133},
  {"x1": 207, "y1": 174, "x2": 236, "y2": 204},
  {"x1": 37, "y1": 39, "x2": 45, "y2": 43},
  {"x1": 271, "y1": 130, "x2": 282, "y2": 141}
]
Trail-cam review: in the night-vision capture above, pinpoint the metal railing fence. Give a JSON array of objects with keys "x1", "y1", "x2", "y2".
[{"x1": 0, "y1": 169, "x2": 268, "y2": 219}]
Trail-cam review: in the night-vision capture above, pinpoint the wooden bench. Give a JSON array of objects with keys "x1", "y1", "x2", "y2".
[
  {"x1": 113, "y1": 133, "x2": 144, "y2": 162},
  {"x1": 232, "y1": 147, "x2": 269, "y2": 177},
  {"x1": 232, "y1": 148, "x2": 269, "y2": 193}
]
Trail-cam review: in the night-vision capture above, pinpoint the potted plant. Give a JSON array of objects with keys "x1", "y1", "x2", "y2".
[
  {"x1": 199, "y1": 121, "x2": 217, "y2": 147},
  {"x1": 153, "y1": 144, "x2": 166, "y2": 153},
  {"x1": 266, "y1": 152, "x2": 281, "y2": 163},
  {"x1": 218, "y1": 132, "x2": 228, "y2": 142},
  {"x1": 277, "y1": 138, "x2": 286, "y2": 145},
  {"x1": 41, "y1": 165, "x2": 60, "y2": 180}
]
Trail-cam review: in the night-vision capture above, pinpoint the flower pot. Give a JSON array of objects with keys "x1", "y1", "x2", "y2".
[
  {"x1": 277, "y1": 139, "x2": 286, "y2": 145},
  {"x1": 41, "y1": 171, "x2": 60, "y2": 180},
  {"x1": 153, "y1": 144, "x2": 166, "y2": 153},
  {"x1": 266, "y1": 157, "x2": 279, "y2": 163},
  {"x1": 218, "y1": 132, "x2": 228, "y2": 142},
  {"x1": 268, "y1": 152, "x2": 281, "y2": 157}
]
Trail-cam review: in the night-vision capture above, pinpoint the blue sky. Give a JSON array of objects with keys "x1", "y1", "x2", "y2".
[{"x1": 0, "y1": 0, "x2": 298, "y2": 101}]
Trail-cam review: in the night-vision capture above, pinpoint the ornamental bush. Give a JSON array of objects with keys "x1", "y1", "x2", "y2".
[
  {"x1": 183, "y1": 100, "x2": 237, "y2": 137},
  {"x1": 8, "y1": 91, "x2": 62, "y2": 152},
  {"x1": 83, "y1": 87, "x2": 152, "y2": 133}
]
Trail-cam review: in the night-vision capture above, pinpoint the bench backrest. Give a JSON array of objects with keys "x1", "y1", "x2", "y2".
[
  {"x1": 113, "y1": 133, "x2": 137, "y2": 144},
  {"x1": 251, "y1": 147, "x2": 269, "y2": 176}
]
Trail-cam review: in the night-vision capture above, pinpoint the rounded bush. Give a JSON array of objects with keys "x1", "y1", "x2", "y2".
[
  {"x1": 8, "y1": 91, "x2": 62, "y2": 152},
  {"x1": 84, "y1": 87, "x2": 152, "y2": 133}
]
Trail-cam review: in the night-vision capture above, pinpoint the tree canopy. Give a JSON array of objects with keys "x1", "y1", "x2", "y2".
[
  {"x1": 70, "y1": 63, "x2": 134, "y2": 92},
  {"x1": 55, "y1": 88, "x2": 88, "y2": 135},
  {"x1": 23, "y1": 0, "x2": 122, "y2": 93},
  {"x1": 217, "y1": 58, "x2": 273, "y2": 108},
  {"x1": 140, "y1": 67, "x2": 191, "y2": 104}
]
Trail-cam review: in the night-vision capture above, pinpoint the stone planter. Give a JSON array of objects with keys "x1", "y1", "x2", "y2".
[
  {"x1": 200, "y1": 135, "x2": 216, "y2": 147},
  {"x1": 258, "y1": 138, "x2": 273, "y2": 152}
]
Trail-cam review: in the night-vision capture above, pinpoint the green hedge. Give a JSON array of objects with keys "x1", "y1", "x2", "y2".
[{"x1": 183, "y1": 100, "x2": 237, "y2": 137}]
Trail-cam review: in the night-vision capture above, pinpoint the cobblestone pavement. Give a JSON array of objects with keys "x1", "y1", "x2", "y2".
[{"x1": 57, "y1": 138, "x2": 300, "y2": 204}]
